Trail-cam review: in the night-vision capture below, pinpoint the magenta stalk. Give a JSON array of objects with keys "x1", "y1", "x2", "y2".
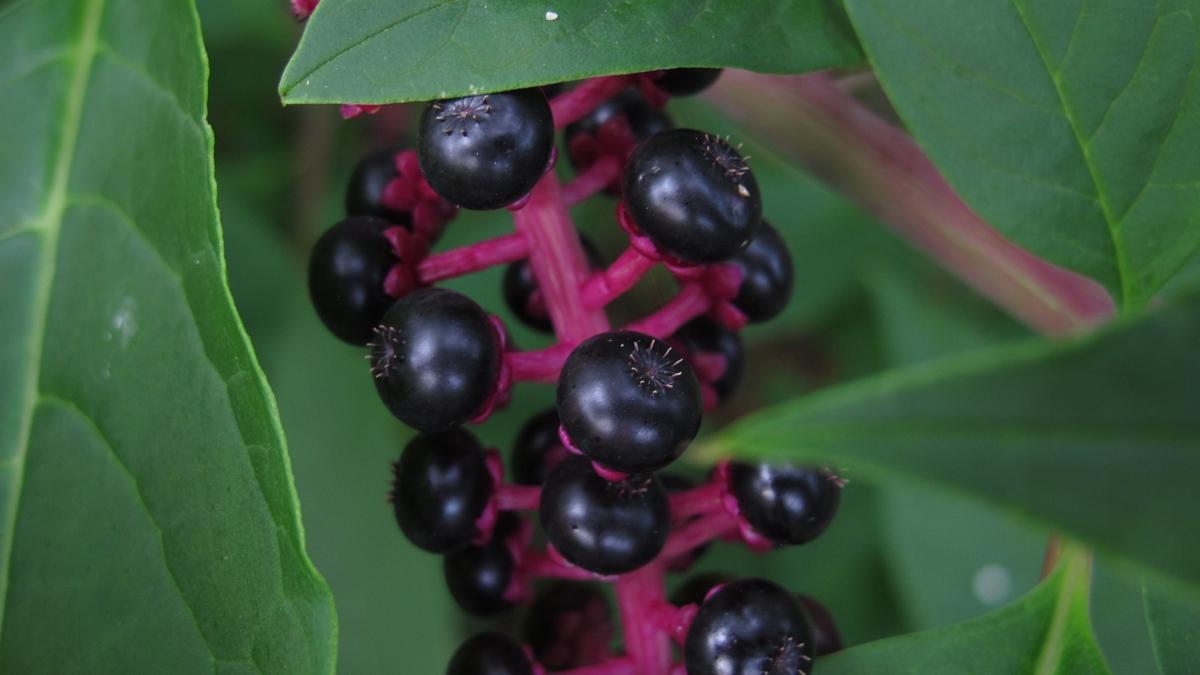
[
  {"x1": 624, "y1": 283, "x2": 711, "y2": 337},
  {"x1": 582, "y1": 245, "x2": 659, "y2": 308},
  {"x1": 417, "y1": 232, "x2": 529, "y2": 283},
  {"x1": 563, "y1": 155, "x2": 621, "y2": 206},
  {"x1": 495, "y1": 484, "x2": 541, "y2": 511},
  {"x1": 551, "y1": 76, "x2": 632, "y2": 128}
]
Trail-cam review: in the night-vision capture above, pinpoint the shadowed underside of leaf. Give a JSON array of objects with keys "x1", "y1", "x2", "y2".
[
  {"x1": 844, "y1": 0, "x2": 1200, "y2": 307},
  {"x1": 704, "y1": 294, "x2": 1200, "y2": 594},
  {"x1": 820, "y1": 545, "x2": 1111, "y2": 674},
  {"x1": 0, "y1": 0, "x2": 335, "y2": 671},
  {"x1": 279, "y1": 0, "x2": 864, "y2": 104},
  {"x1": 1144, "y1": 578, "x2": 1200, "y2": 674}
]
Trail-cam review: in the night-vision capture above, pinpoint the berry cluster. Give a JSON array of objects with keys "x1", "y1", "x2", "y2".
[{"x1": 308, "y1": 68, "x2": 844, "y2": 674}]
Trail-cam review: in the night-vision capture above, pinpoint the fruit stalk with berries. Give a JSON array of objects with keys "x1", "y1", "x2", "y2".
[{"x1": 308, "y1": 68, "x2": 843, "y2": 675}]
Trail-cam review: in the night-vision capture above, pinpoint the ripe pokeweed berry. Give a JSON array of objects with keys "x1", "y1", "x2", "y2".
[
  {"x1": 308, "y1": 216, "x2": 396, "y2": 345},
  {"x1": 502, "y1": 236, "x2": 604, "y2": 334},
  {"x1": 729, "y1": 463, "x2": 841, "y2": 546},
  {"x1": 418, "y1": 89, "x2": 554, "y2": 210},
  {"x1": 671, "y1": 317, "x2": 746, "y2": 403},
  {"x1": 446, "y1": 632, "x2": 533, "y2": 675},
  {"x1": 391, "y1": 428, "x2": 493, "y2": 553},
  {"x1": 623, "y1": 129, "x2": 762, "y2": 264},
  {"x1": 728, "y1": 221, "x2": 794, "y2": 323},
  {"x1": 524, "y1": 582, "x2": 614, "y2": 670},
  {"x1": 443, "y1": 514, "x2": 520, "y2": 616},
  {"x1": 345, "y1": 148, "x2": 413, "y2": 225},
  {"x1": 370, "y1": 287, "x2": 500, "y2": 432},
  {"x1": 685, "y1": 578, "x2": 815, "y2": 675},
  {"x1": 511, "y1": 408, "x2": 566, "y2": 486},
  {"x1": 557, "y1": 330, "x2": 702, "y2": 474},
  {"x1": 538, "y1": 456, "x2": 669, "y2": 575},
  {"x1": 798, "y1": 594, "x2": 844, "y2": 656},
  {"x1": 670, "y1": 572, "x2": 732, "y2": 607},
  {"x1": 654, "y1": 67, "x2": 723, "y2": 96}
]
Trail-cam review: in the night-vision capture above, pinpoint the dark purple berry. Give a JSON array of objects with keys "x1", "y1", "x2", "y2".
[
  {"x1": 538, "y1": 456, "x2": 669, "y2": 575},
  {"x1": 654, "y1": 68, "x2": 723, "y2": 96},
  {"x1": 670, "y1": 572, "x2": 732, "y2": 607},
  {"x1": 370, "y1": 288, "x2": 499, "y2": 431},
  {"x1": 443, "y1": 514, "x2": 520, "y2": 616},
  {"x1": 446, "y1": 632, "x2": 533, "y2": 675},
  {"x1": 685, "y1": 578, "x2": 815, "y2": 675},
  {"x1": 511, "y1": 409, "x2": 566, "y2": 486},
  {"x1": 418, "y1": 89, "x2": 553, "y2": 210},
  {"x1": 798, "y1": 594, "x2": 844, "y2": 656},
  {"x1": 672, "y1": 317, "x2": 745, "y2": 402},
  {"x1": 557, "y1": 331, "x2": 702, "y2": 474},
  {"x1": 345, "y1": 148, "x2": 412, "y2": 225},
  {"x1": 308, "y1": 216, "x2": 396, "y2": 344},
  {"x1": 623, "y1": 129, "x2": 761, "y2": 263},
  {"x1": 391, "y1": 429, "x2": 492, "y2": 554},
  {"x1": 524, "y1": 582, "x2": 614, "y2": 670},
  {"x1": 729, "y1": 463, "x2": 841, "y2": 546},
  {"x1": 502, "y1": 236, "x2": 604, "y2": 334},
  {"x1": 729, "y1": 221, "x2": 794, "y2": 323},
  {"x1": 565, "y1": 89, "x2": 673, "y2": 189}
]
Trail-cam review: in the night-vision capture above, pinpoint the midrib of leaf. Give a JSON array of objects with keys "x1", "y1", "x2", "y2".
[
  {"x1": 0, "y1": 0, "x2": 106, "y2": 639},
  {"x1": 1009, "y1": 0, "x2": 1133, "y2": 305},
  {"x1": 1033, "y1": 546, "x2": 1093, "y2": 675}
]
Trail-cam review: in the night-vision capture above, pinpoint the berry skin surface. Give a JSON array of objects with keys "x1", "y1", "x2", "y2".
[
  {"x1": 442, "y1": 514, "x2": 520, "y2": 616},
  {"x1": 511, "y1": 408, "x2": 566, "y2": 486},
  {"x1": 418, "y1": 89, "x2": 554, "y2": 210},
  {"x1": 729, "y1": 463, "x2": 841, "y2": 546},
  {"x1": 556, "y1": 330, "x2": 702, "y2": 474},
  {"x1": 391, "y1": 429, "x2": 492, "y2": 554},
  {"x1": 538, "y1": 456, "x2": 669, "y2": 575},
  {"x1": 685, "y1": 578, "x2": 815, "y2": 675},
  {"x1": 728, "y1": 221, "x2": 794, "y2": 323},
  {"x1": 308, "y1": 216, "x2": 397, "y2": 345},
  {"x1": 370, "y1": 287, "x2": 499, "y2": 431},
  {"x1": 654, "y1": 67, "x2": 723, "y2": 96},
  {"x1": 446, "y1": 632, "x2": 533, "y2": 675},
  {"x1": 798, "y1": 594, "x2": 844, "y2": 656},
  {"x1": 524, "y1": 582, "x2": 614, "y2": 670},
  {"x1": 623, "y1": 129, "x2": 761, "y2": 264},
  {"x1": 672, "y1": 317, "x2": 746, "y2": 403},
  {"x1": 502, "y1": 236, "x2": 603, "y2": 334},
  {"x1": 345, "y1": 148, "x2": 412, "y2": 225}
]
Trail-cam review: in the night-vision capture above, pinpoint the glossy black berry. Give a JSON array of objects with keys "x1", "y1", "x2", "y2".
[
  {"x1": 524, "y1": 582, "x2": 614, "y2": 670},
  {"x1": 502, "y1": 237, "x2": 603, "y2": 334},
  {"x1": 728, "y1": 221, "x2": 794, "y2": 323},
  {"x1": 418, "y1": 89, "x2": 554, "y2": 210},
  {"x1": 729, "y1": 463, "x2": 841, "y2": 546},
  {"x1": 654, "y1": 67, "x2": 723, "y2": 96},
  {"x1": 391, "y1": 429, "x2": 492, "y2": 553},
  {"x1": 370, "y1": 288, "x2": 499, "y2": 431},
  {"x1": 798, "y1": 594, "x2": 844, "y2": 656},
  {"x1": 556, "y1": 331, "x2": 702, "y2": 474},
  {"x1": 446, "y1": 632, "x2": 533, "y2": 675},
  {"x1": 308, "y1": 216, "x2": 396, "y2": 344},
  {"x1": 672, "y1": 317, "x2": 745, "y2": 402},
  {"x1": 511, "y1": 409, "x2": 566, "y2": 486},
  {"x1": 623, "y1": 129, "x2": 761, "y2": 264},
  {"x1": 443, "y1": 514, "x2": 519, "y2": 616},
  {"x1": 670, "y1": 572, "x2": 731, "y2": 607},
  {"x1": 685, "y1": 578, "x2": 815, "y2": 675},
  {"x1": 538, "y1": 456, "x2": 669, "y2": 575},
  {"x1": 345, "y1": 148, "x2": 412, "y2": 225}
]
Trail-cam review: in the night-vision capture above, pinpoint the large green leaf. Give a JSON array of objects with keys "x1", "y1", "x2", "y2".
[
  {"x1": 0, "y1": 0, "x2": 334, "y2": 671},
  {"x1": 819, "y1": 545, "x2": 1111, "y2": 674},
  {"x1": 279, "y1": 0, "x2": 863, "y2": 104},
  {"x1": 1144, "y1": 577, "x2": 1200, "y2": 674},
  {"x1": 843, "y1": 0, "x2": 1200, "y2": 307},
  {"x1": 701, "y1": 295, "x2": 1200, "y2": 593}
]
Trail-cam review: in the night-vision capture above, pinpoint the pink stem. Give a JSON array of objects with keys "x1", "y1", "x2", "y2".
[
  {"x1": 512, "y1": 172, "x2": 610, "y2": 342},
  {"x1": 556, "y1": 659, "x2": 639, "y2": 675},
  {"x1": 668, "y1": 481, "x2": 725, "y2": 524},
  {"x1": 417, "y1": 232, "x2": 528, "y2": 283},
  {"x1": 624, "y1": 284, "x2": 711, "y2": 337},
  {"x1": 704, "y1": 71, "x2": 1115, "y2": 335},
  {"x1": 615, "y1": 563, "x2": 672, "y2": 674},
  {"x1": 496, "y1": 484, "x2": 540, "y2": 511},
  {"x1": 506, "y1": 344, "x2": 573, "y2": 383},
  {"x1": 551, "y1": 76, "x2": 632, "y2": 128},
  {"x1": 564, "y1": 155, "x2": 622, "y2": 206},
  {"x1": 582, "y1": 246, "x2": 659, "y2": 308},
  {"x1": 660, "y1": 509, "x2": 738, "y2": 561},
  {"x1": 522, "y1": 549, "x2": 608, "y2": 581}
]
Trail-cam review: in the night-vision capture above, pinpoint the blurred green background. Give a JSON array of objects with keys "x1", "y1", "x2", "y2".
[{"x1": 197, "y1": 2, "x2": 1158, "y2": 672}]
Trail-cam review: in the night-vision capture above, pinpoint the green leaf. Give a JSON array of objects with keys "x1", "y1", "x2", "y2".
[
  {"x1": 843, "y1": 0, "x2": 1200, "y2": 307},
  {"x1": 819, "y1": 544, "x2": 1111, "y2": 674},
  {"x1": 1144, "y1": 577, "x2": 1200, "y2": 674},
  {"x1": 702, "y1": 295, "x2": 1200, "y2": 593},
  {"x1": 0, "y1": 0, "x2": 335, "y2": 671},
  {"x1": 279, "y1": 0, "x2": 863, "y2": 104}
]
